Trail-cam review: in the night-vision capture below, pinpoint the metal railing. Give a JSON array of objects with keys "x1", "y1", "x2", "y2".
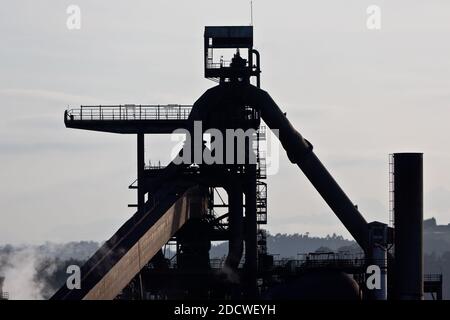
[
  {"x1": 65, "y1": 104, "x2": 192, "y2": 121},
  {"x1": 206, "y1": 61, "x2": 232, "y2": 69},
  {"x1": 144, "y1": 164, "x2": 166, "y2": 171},
  {"x1": 168, "y1": 258, "x2": 245, "y2": 270},
  {"x1": 157, "y1": 254, "x2": 378, "y2": 273},
  {"x1": 424, "y1": 274, "x2": 443, "y2": 282},
  {"x1": 272, "y1": 252, "x2": 371, "y2": 271},
  {"x1": 169, "y1": 255, "x2": 376, "y2": 271},
  {"x1": 389, "y1": 154, "x2": 395, "y2": 227}
]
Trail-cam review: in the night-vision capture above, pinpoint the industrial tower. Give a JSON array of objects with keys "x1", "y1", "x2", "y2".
[{"x1": 52, "y1": 26, "x2": 437, "y2": 300}]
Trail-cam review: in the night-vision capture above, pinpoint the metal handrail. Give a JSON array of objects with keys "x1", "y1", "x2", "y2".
[
  {"x1": 207, "y1": 61, "x2": 232, "y2": 69},
  {"x1": 162, "y1": 256, "x2": 379, "y2": 272},
  {"x1": 66, "y1": 104, "x2": 192, "y2": 121},
  {"x1": 272, "y1": 257, "x2": 373, "y2": 270},
  {"x1": 168, "y1": 257, "x2": 244, "y2": 270},
  {"x1": 424, "y1": 274, "x2": 443, "y2": 282},
  {"x1": 144, "y1": 164, "x2": 166, "y2": 171}
]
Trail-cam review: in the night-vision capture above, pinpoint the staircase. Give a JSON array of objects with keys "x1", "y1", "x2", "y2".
[{"x1": 254, "y1": 126, "x2": 267, "y2": 225}]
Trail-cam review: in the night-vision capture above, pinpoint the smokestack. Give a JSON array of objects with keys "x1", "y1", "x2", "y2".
[{"x1": 392, "y1": 153, "x2": 423, "y2": 300}]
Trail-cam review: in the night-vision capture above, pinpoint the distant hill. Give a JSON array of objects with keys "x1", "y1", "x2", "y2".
[
  {"x1": 210, "y1": 233, "x2": 360, "y2": 258},
  {"x1": 424, "y1": 217, "x2": 450, "y2": 255}
]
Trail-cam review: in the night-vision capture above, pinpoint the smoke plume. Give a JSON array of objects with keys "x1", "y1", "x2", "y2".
[{"x1": 0, "y1": 241, "x2": 99, "y2": 300}]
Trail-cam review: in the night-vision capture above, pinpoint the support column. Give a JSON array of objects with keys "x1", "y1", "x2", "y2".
[
  {"x1": 137, "y1": 133, "x2": 145, "y2": 300},
  {"x1": 367, "y1": 222, "x2": 388, "y2": 300},
  {"x1": 137, "y1": 133, "x2": 145, "y2": 213},
  {"x1": 245, "y1": 164, "x2": 258, "y2": 298},
  {"x1": 225, "y1": 180, "x2": 244, "y2": 271}
]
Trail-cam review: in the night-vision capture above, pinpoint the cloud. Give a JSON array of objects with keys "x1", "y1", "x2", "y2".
[{"x1": 0, "y1": 89, "x2": 103, "y2": 105}]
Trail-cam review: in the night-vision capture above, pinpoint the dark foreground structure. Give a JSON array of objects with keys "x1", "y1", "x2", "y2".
[{"x1": 51, "y1": 26, "x2": 441, "y2": 300}]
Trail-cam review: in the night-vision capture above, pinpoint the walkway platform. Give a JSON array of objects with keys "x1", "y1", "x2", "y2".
[{"x1": 65, "y1": 105, "x2": 191, "y2": 134}]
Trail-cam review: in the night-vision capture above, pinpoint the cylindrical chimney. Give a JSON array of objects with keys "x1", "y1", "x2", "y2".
[{"x1": 393, "y1": 153, "x2": 423, "y2": 300}]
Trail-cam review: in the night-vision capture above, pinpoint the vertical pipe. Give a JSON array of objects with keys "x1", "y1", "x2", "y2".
[
  {"x1": 368, "y1": 221, "x2": 388, "y2": 300},
  {"x1": 245, "y1": 165, "x2": 258, "y2": 297},
  {"x1": 138, "y1": 274, "x2": 144, "y2": 300},
  {"x1": 137, "y1": 133, "x2": 146, "y2": 300},
  {"x1": 377, "y1": 246, "x2": 388, "y2": 299},
  {"x1": 251, "y1": 49, "x2": 261, "y2": 88},
  {"x1": 372, "y1": 244, "x2": 388, "y2": 300},
  {"x1": 0, "y1": 276, "x2": 4, "y2": 296},
  {"x1": 225, "y1": 181, "x2": 244, "y2": 271},
  {"x1": 393, "y1": 153, "x2": 423, "y2": 300},
  {"x1": 437, "y1": 281, "x2": 442, "y2": 300},
  {"x1": 137, "y1": 133, "x2": 145, "y2": 213}
]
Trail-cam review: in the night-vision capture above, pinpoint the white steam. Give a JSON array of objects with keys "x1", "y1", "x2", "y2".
[
  {"x1": 0, "y1": 242, "x2": 99, "y2": 300},
  {"x1": 1, "y1": 247, "x2": 48, "y2": 299}
]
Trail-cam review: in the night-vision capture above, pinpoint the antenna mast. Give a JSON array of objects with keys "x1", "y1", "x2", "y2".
[{"x1": 250, "y1": 1, "x2": 254, "y2": 26}]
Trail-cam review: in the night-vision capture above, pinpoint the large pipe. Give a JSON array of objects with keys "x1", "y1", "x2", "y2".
[
  {"x1": 393, "y1": 153, "x2": 423, "y2": 300},
  {"x1": 243, "y1": 85, "x2": 370, "y2": 251},
  {"x1": 224, "y1": 180, "x2": 244, "y2": 271},
  {"x1": 187, "y1": 83, "x2": 369, "y2": 250}
]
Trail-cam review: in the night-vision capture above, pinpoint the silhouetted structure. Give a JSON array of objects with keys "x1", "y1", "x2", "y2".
[
  {"x1": 51, "y1": 26, "x2": 436, "y2": 300},
  {"x1": 392, "y1": 153, "x2": 424, "y2": 299}
]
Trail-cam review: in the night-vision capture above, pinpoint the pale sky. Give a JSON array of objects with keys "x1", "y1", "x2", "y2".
[{"x1": 1, "y1": 0, "x2": 450, "y2": 244}]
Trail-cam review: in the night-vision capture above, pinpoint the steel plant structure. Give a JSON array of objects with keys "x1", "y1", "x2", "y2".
[{"x1": 51, "y1": 26, "x2": 439, "y2": 300}]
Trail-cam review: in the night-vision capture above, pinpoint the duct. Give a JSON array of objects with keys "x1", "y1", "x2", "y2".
[{"x1": 51, "y1": 179, "x2": 207, "y2": 300}]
